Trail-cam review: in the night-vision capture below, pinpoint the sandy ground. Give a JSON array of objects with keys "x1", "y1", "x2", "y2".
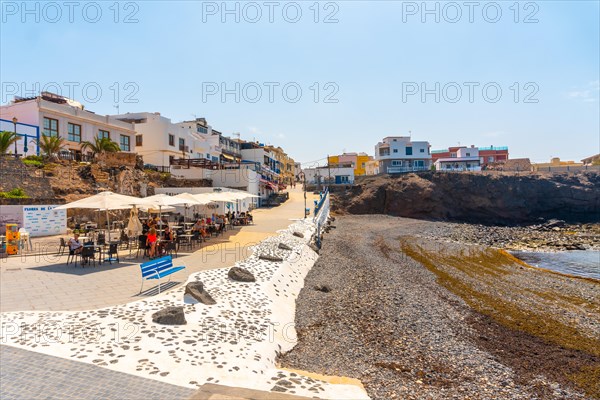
[{"x1": 280, "y1": 215, "x2": 600, "y2": 400}]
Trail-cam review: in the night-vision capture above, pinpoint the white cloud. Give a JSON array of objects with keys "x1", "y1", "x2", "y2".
[{"x1": 567, "y1": 81, "x2": 599, "y2": 102}]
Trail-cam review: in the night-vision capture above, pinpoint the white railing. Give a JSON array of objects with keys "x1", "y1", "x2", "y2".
[
  {"x1": 312, "y1": 189, "x2": 330, "y2": 248},
  {"x1": 387, "y1": 166, "x2": 429, "y2": 174},
  {"x1": 438, "y1": 166, "x2": 482, "y2": 172}
]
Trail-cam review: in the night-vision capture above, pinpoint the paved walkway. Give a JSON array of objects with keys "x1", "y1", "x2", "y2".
[
  {"x1": 0, "y1": 345, "x2": 196, "y2": 400},
  {"x1": 0, "y1": 188, "x2": 317, "y2": 312}
]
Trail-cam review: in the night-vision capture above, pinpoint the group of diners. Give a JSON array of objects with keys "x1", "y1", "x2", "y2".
[{"x1": 136, "y1": 211, "x2": 253, "y2": 259}]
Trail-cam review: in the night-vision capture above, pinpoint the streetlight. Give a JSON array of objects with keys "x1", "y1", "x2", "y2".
[{"x1": 12, "y1": 117, "x2": 18, "y2": 157}]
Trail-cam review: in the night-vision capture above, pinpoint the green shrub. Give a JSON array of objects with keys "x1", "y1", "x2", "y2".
[
  {"x1": 0, "y1": 188, "x2": 29, "y2": 198},
  {"x1": 24, "y1": 155, "x2": 44, "y2": 163},
  {"x1": 23, "y1": 159, "x2": 44, "y2": 168}
]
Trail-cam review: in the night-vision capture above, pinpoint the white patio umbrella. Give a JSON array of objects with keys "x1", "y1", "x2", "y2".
[
  {"x1": 173, "y1": 193, "x2": 214, "y2": 222},
  {"x1": 54, "y1": 191, "x2": 146, "y2": 241},
  {"x1": 127, "y1": 205, "x2": 143, "y2": 237},
  {"x1": 138, "y1": 194, "x2": 189, "y2": 225}
]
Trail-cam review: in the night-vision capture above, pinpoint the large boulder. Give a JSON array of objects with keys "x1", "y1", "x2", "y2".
[
  {"x1": 293, "y1": 231, "x2": 304, "y2": 238},
  {"x1": 152, "y1": 306, "x2": 186, "y2": 325},
  {"x1": 184, "y1": 281, "x2": 216, "y2": 305},
  {"x1": 228, "y1": 267, "x2": 256, "y2": 282}
]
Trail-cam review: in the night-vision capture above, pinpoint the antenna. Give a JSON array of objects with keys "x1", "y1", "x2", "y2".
[{"x1": 114, "y1": 104, "x2": 120, "y2": 114}]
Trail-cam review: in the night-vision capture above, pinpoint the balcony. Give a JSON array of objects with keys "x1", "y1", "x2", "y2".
[{"x1": 387, "y1": 166, "x2": 429, "y2": 174}]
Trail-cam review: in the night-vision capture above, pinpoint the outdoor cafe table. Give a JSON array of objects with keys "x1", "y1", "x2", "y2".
[{"x1": 178, "y1": 234, "x2": 195, "y2": 248}]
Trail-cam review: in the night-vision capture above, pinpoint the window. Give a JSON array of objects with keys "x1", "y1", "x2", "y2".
[
  {"x1": 98, "y1": 130, "x2": 110, "y2": 139},
  {"x1": 406, "y1": 147, "x2": 413, "y2": 156},
  {"x1": 206, "y1": 153, "x2": 210, "y2": 159},
  {"x1": 119, "y1": 135, "x2": 130, "y2": 151},
  {"x1": 197, "y1": 126, "x2": 207, "y2": 134},
  {"x1": 168, "y1": 134, "x2": 175, "y2": 146},
  {"x1": 67, "y1": 123, "x2": 81, "y2": 142},
  {"x1": 415, "y1": 160, "x2": 424, "y2": 167},
  {"x1": 392, "y1": 160, "x2": 403, "y2": 166},
  {"x1": 488, "y1": 156, "x2": 494, "y2": 162},
  {"x1": 420, "y1": 148, "x2": 425, "y2": 153},
  {"x1": 43, "y1": 117, "x2": 59, "y2": 137},
  {"x1": 169, "y1": 155, "x2": 175, "y2": 165},
  {"x1": 136, "y1": 135, "x2": 143, "y2": 146},
  {"x1": 179, "y1": 138, "x2": 185, "y2": 151},
  {"x1": 393, "y1": 149, "x2": 398, "y2": 153},
  {"x1": 466, "y1": 152, "x2": 471, "y2": 157}
]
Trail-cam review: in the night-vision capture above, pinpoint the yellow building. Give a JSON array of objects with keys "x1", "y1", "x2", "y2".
[
  {"x1": 328, "y1": 152, "x2": 372, "y2": 176},
  {"x1": 264, "y1": 145, "x2": 295, "y2": 186}
]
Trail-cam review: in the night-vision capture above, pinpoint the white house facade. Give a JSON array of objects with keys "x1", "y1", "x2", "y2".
[
  {"x1": 303, "y1": 166, "x2": 355, "y2": 185},
  {"x1": 374, "y1": 136, "x2": 431, "y2": 174},
  {"x1": 434, "y1": 146, "x2": 482, "y2": 171},
  {"x1": 111, "y1": 112, "x2": 196, "y2": 168},
  {"x1": 1, "y1": 92, "x2": 136, "y2": 158}
]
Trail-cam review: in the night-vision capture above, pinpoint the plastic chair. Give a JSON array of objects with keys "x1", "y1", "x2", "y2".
[
  {"x1": 104, "y1": 243, "x2": 119, "y2": 264},
  {"x1": 59, "y1": 238, "x2": 68, "y2": 255},
  {"x1": 136, "y1": 235, "x2": 148, "y2": 258},
  {"x1": 81, "y1": 247, "x2": 96, "y2": 267},
  {"x1": 66, "y1": 248, "x2": 80, "y2": 265}
]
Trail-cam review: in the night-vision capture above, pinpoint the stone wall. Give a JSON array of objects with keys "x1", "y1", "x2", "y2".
[
  {"x1": 0, "y1": 156, "x2": 56, "y2": 199},
  {"x1": 96, "y1": 152, "x2": 137, "y2": 168}
]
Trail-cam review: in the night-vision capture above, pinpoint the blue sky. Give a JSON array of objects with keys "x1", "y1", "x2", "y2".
[{"x1": 1, "y1": 1, "x2": 599, "y2": 164}]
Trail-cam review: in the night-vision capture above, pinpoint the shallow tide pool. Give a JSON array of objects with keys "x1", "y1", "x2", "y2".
[{"x1": 511, "y1": 250, "x2": 600, "y2": 280}]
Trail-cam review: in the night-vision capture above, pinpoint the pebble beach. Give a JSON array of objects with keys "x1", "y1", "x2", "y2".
[{"x1": 280, "y1": 215, "x2": 600, "y2": 399}]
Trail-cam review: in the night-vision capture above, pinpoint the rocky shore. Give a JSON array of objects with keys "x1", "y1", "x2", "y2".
[
  {"x1": 421, "y1": 219, "x2": 600, "y2": 252},
  {"x1": 279, "y1": 215, "x2": 600, "y2": 399}
]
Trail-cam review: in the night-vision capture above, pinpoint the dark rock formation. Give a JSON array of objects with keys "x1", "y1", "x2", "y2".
[
  {"x1": 278, "y1": 243, "x2": 293, "y2": 251},
  {"x1": 259, "y1": 254, "x2": 284, "y2": 262},
  {"x1": 184, "y1": 281, "x2": 216, "y2": 305},
  {"x1": 228, "y1": 267, "x2": 256, "y2": 282},
  {"x1": 152, "y1": 306, "x2": 186, "y2": 325},
  {"x1": 333, "y1": 172, "x2": 600, "y2": 225},
  {"x1": 293, "y1": 232, "x2": 304, "y2": 238}
]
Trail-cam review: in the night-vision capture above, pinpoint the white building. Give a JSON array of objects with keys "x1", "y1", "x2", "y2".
[
  {"x1": 434, "y1": 146, "x2": 482, "y2": 171},
  {"x1": 169, "y1": 163, "x2": 267, "y2": 206},
  {"x1": 303, "y1": 166, "x2": 355, "y2": 185},
  {"x1": 111, "y1": 112, "x2": 197, "y2": 168},
  {"x1": 374, "y1": 136, "x2": 431, "y2": 174},
  {"x1": 1, "y1": 92, "x2": 136, "y2": 158},
  {"x1": 176, "y1": 118, "x2": 222, "y2": 163}
]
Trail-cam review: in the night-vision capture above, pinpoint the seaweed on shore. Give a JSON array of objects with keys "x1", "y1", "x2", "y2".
[{"x1": 400, "y1": 238, "x2": 600, "y2": 399}]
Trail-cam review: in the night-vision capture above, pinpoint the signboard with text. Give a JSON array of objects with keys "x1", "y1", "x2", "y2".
[{"x1": 22, "y1": 205, "x2": 67, "y2": 237}]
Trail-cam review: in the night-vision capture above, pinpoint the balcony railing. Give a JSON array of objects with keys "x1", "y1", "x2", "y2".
[{"x1": 387, "y1": 166, "x2": 429, "y2": 174}]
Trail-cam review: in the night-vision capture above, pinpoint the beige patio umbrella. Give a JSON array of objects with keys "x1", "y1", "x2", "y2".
[{"x1": 54, "y1": 191, "x2": 146, "y2": 241}]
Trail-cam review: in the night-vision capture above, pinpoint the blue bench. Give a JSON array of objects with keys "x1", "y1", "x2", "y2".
[{"x1": 139, "y1": 255, "x2": 185, "y2": 294}]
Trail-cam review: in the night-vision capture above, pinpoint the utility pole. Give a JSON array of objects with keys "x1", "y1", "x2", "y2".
[
  {"x1": 327, "y1": 154, "x2": 331, "y2": 187},
  {"x1": 303, "y1": 172, "x2": 307, "y2": 218}
]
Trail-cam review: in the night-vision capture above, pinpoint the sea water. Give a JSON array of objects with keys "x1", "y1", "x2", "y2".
[{"x1": 512, "y1": 250, "x2": 600, "y2": 280}]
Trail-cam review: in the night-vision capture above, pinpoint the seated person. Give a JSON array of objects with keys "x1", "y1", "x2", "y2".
[
  {"x1": 192, "y1": 219, "x2": 208, "y2": 239},
  {"x1": 68, "y1": 233, "x2": 83, "y2": 254},
  {"x1": 146, "y1": 228, "x2": 158, "y2": 258},
  {"x1": 162, "y1": 226, "x2": 174, "y2": 241}
]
